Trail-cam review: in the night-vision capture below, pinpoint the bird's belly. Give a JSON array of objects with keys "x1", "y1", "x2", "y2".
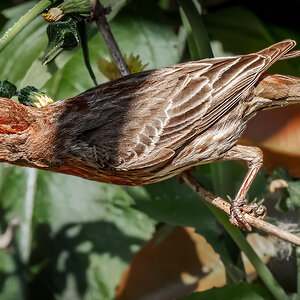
[
  {"x1": 172, "y1": 111, "x2": 247, "y2": 165},
  {"x1": 109, "y1": 115, "x2": 247, "y2": 185},
  {"x1": 93, "y1": 104, "x2": 249, "y2": 185}
]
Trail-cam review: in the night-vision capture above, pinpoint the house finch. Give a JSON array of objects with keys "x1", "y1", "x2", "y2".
[{"x1": 0, "y1": 39, "x2": 300, "y2": 229}]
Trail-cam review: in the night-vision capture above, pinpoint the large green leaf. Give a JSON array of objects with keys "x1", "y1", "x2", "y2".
[
  {"x1": 127, "y1": 176, "x2": 234, "y2": 262},
  {"x1": 0, "y1": 0, "x2": 131, "y2": 90},
  {"x1": 0, "y1": 164, "x2": 155, "y2": 299},
  {"x1": 204, "y1": 6, "x2": 272, "y2": 54},
  {"x1": 0, "y1": 2, "x2": 48, "y2": 86}
]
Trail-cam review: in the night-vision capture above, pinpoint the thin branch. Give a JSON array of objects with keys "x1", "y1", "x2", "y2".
[
  {"x1": 0, "y1": 218, "x2": 19, "y2": 249},
  {"x1": 181, "y1": 172, "x2": 300, "y2": 247},
  {"x1": 91, "y1": 0, "x2": 130, "y2": 77}
]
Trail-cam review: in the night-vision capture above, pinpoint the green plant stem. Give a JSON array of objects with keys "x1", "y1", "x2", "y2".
[
  {"x1": 206, "y1": 204, "x2": 288, "y2": 300},
  {"x1": 0, "y1": 0, "x2": 58, "y2": 52},
  {"x1": 19, "y1": 168, "x2": 37, "y2": 264},
  {"x1": 210, "y1": 162, "x2": 236, "y2": 199},
  {"x1": 178, "y1": 0, "x2": 213, "y2": 60},
  {"x1": 77, "y1": 21, "x2": 98, "y2": 86}
]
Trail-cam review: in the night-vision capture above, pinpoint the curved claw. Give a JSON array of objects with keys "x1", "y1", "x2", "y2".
[
  {"x1": 229, "y1": 200, "x2": 267, "y2": 231},
  {"x1": 229, "y1": 201, "x2": 252, "y2": 231},
  {"x1": 243, "y1": 203, "x2": 267, "y2": 220}
]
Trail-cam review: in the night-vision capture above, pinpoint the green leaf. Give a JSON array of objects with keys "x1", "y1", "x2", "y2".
[
  {"x1": 0, "y1": 0, "x2": 130, "y2": 89},
  {"x1": 0, "y1": 2, "x2": 48, "y2": 86},
  {"x1": 203, "y1": 6, "x2": 300, "y2": 75},
  {"x1": 180, "y1": 283, "x2": 273, "y2": 300},
  {"x1": 204, "y1": 6, "x2": 273, "y2": 55},
  {"x1": 127, "y1": 177, "x2": 235, "y2": 264},
  {"x1": 0, "y1": 235, "x2": 24, "y2": 299},
  {"x1": 178, "y1": 0, "x2": 213, "y2": 60},
  {"x1": 0, "y1": 164, "x2": 155, "y2": 299}
]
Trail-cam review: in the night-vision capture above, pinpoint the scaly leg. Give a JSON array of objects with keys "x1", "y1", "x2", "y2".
[{"x1": 222, "y1": 145, "x2": 267, "y2": 231}]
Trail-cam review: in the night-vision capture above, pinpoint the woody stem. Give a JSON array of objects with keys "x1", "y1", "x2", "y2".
[{"x1": 91, "y1": 0, "x2": 130, "y2": 76}]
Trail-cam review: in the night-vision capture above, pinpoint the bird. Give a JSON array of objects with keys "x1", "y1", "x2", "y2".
[{"x1": 0, "y1": 39, "x2": 300, "y2": 230}]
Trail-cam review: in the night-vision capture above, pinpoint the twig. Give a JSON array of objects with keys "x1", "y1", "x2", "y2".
[
  {"x1": 91, "y1": 0, "x2": 130, "y2": 77},
  {"x1": 181, "y1": 172, "x2": 300, "y2": 247},
  {"x1": 0, "y1": 218, "x2": 19, "y2": 249}
]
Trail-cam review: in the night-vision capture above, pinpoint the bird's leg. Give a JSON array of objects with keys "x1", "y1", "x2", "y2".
[{"x1": 221, "y1": 145, "x2": 266, "y2": 231}]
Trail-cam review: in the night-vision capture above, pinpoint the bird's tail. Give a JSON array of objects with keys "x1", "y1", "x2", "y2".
[
  {"x1": 254, "y1": 74, "x2": 300, "y2": 108},
  {"x1": 258, "y1": 39, "x2": 299, "y2": 62},
  {"x1": 253, "y1": 40, "x2": 300, "y2": 108}
]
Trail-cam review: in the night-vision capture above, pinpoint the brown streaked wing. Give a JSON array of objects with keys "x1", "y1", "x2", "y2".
[
  {"x1": 162, "y1": 40, "x2": 297, "y2": 149},
  {"x1": 117, "y1": 66, "x2": 211, "y2": 168},
  {"x1": 80, "y1": 40, "x2": 296, "y2": 170}
]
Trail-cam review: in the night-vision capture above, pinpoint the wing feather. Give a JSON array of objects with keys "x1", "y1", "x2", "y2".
[{"x1": 77, "y1": 40, "x2": 296, "y2": 170}]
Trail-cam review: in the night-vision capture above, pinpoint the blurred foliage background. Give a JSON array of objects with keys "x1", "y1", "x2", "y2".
[{"x1": 0, "y1": 0, "x2": 300, "y2": 299}]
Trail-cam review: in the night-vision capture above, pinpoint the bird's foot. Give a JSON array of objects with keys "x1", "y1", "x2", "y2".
[
  {"x1": 229, "y1": 198, "x2": 267, "y2": 231},
  {"x1": 242, "y1": 202, "x2": 267, "y2": 219}
]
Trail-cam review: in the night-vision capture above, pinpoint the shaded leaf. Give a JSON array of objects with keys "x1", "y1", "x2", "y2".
[
  {"x1": 180, "y1": 283, "x2": 273, "y2": 300},
  {"x1": 269, "y1": 167, "x2": 300, "y2": 211},
  {"x1": 204, "y1": 6, "x2": 272, "y2": 55},
  {"x1": 127, "y1": 177, "x2": 233, "y2": 264},
  {"x1": 0, "y1": 164, "x2": 155, "y2": 299},
  {"x1": 178, "y1": 0, "x2": 213, "y2": 60},
  {"x1": 204, "y1": 6, "x2": 300, "y2": 75}
]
